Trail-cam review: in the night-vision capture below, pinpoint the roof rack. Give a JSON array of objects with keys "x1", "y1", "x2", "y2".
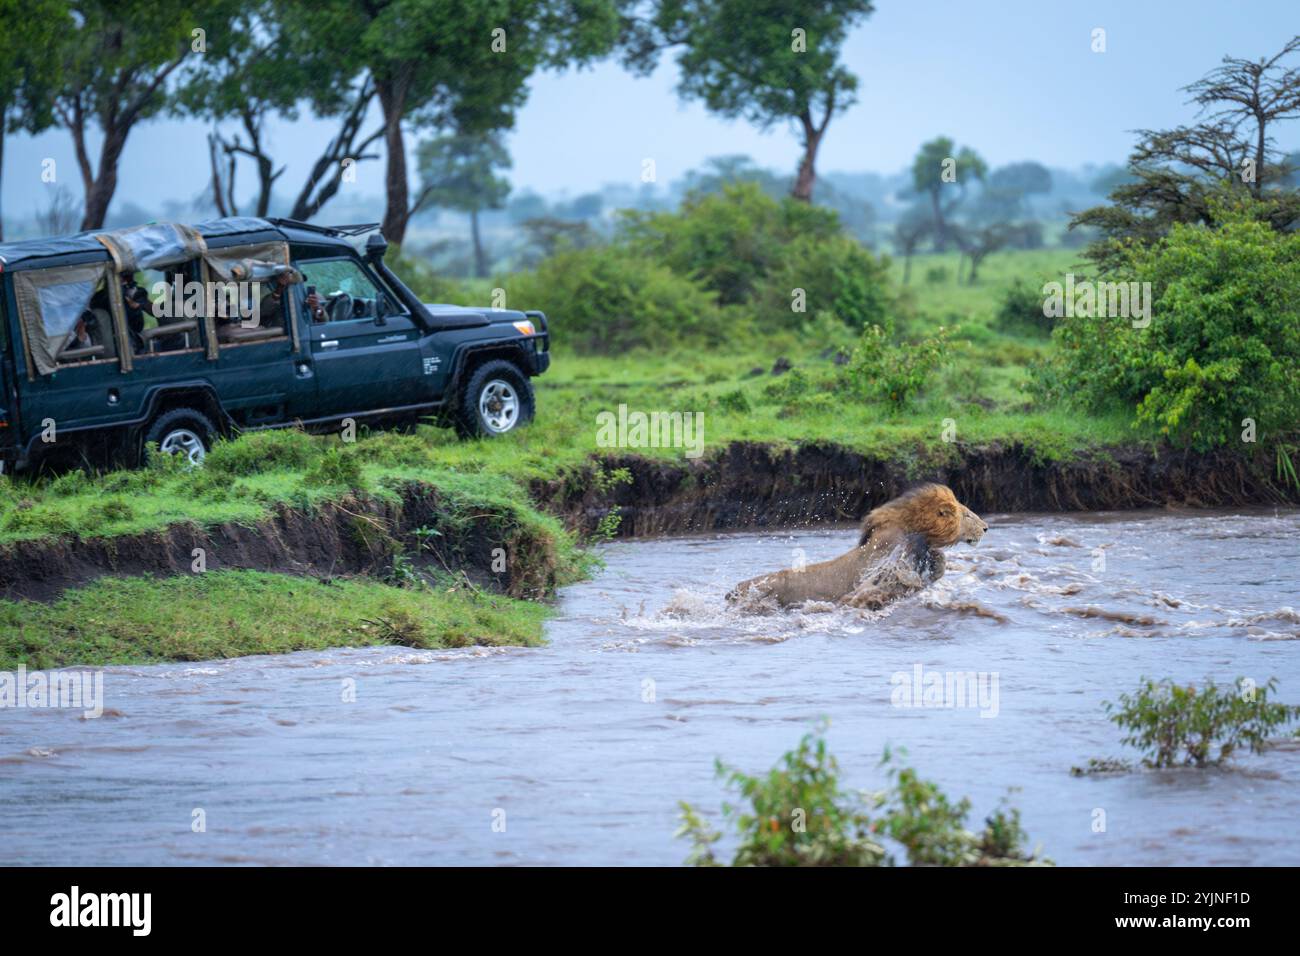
[{"x1": 266, "y1": 218, "x2": 381, "y2": 238}]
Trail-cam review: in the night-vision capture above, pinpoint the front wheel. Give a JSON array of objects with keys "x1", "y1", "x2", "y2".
[
  {"x1": 143, "y1": 407, "x2": 216, "y2": 466},
  {"x1": 455, "y1": 360, "x2": 535, "y2": 438}
]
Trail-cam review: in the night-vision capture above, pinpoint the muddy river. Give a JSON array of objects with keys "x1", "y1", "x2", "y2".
[{"x1": 2, "y1": 509, "x2": 1299, "y2": 865}]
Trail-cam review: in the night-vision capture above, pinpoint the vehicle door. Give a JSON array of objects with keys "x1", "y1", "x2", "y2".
[{"x1": 295, "y1": 256, "x2": 426, "y2": 417}]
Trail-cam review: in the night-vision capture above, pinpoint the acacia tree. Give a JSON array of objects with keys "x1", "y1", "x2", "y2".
[
  {"x1": 413, "y1": 132, "x2": 511, "y2": 277},
  {"x1": 0, "y1": 0, "x2": 68, "y2": 240},
  {"x1": 1073, "y1": 36, "x2": 1300, "y2": 267},
  {"x1": 304, "y1": 0, "x2": 620, "y2": 246},
  {"x1": 891, "y1": 204, "x2": 931, "y2": 285},
  {"x1": 53, "y1": 0, "x2": 224, "y2": 229},
  {"x1": 910, "y1": 136, "x2": 986, "y2": 251},
  {"x1": 622, "y1": 0, "x2": 874, "y2": 202}
]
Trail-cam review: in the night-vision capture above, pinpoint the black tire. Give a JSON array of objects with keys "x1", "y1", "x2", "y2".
[
  {"x1": 454, "y1": 359, "x2": 535, "y2": 438},
  {"x1": 143, "y1": 407, "x2": 217, "y2": 466}
]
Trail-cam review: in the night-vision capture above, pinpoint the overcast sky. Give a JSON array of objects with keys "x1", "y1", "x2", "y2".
[{"x1": 3, "y1": 0, "x2": 1297, "y2": 218}]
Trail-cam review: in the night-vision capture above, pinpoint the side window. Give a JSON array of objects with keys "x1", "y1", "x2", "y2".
[
  {"x1": 131, "y1": 263, "x2": 204, "y2": 357},
  {"x1": 210, "y1": 271, "x2": 292, "y2": 348},
  {"x1": 53, "y1": 273, "x2": 117, "y2": 366},
  {"x1": 300, "y1": 258, "x2": 391, "y2": 325},
  {"x1": 13, "y1": 265, "x2": 121, "y2": 374}
]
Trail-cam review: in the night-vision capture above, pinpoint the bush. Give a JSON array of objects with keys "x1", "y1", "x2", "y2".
[
  {"x1": 620, "y1": 181, "x2": 841, "y2": 305},
  {"x1": 840, "y1": 323, "x2": 952, "y2": 409},
  {"x1": 384, "y1": 250, "x2": 471, "y2": 304},
  {"x1": 1103, "y1": 677, "x2": 1300, "y2": 768},
  {"x1": 676, "y1": 728, "x2": 887, "y2": 867},
  {"x1": 879, "y1": 753, "x2": 1046, "y2": 866},
  {"x1": 758, "y1": 233, "x2": 896, "y2": 332},
  {"x1": 502, "y1": 244, "x2": 726, "y2": 353},
  {"x1": 994, "y1": 278, "x2": 1053, "y2": 335},
  {"x1": 1042, "y1": 197, "x2": 1300, "y2": 449},
  {"x1": 677, "y1": 728, "x2": 1050, "y2": 867}
]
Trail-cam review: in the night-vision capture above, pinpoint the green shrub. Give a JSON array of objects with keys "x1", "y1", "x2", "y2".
[
  {"x1": 716, "y1": 389, "x2": 752, "y2": 414},
  {"x1": 207, "y1": 428, "x2": 319, "y2": 477},
  {"x1": 678, "y1": 728, "x2": 1050, "y2": 867},
  {"x1": 994, "y1": 277, "x2": 1053, "y2": 335},
  {"x1": 923, "y1": 265, "x2": 950, "y2": 285},
  {"x1": 840, "y1": 323, "x2": 952, "y2": 409},
  {"x1": 620, "y1": 181, "x2": 841, "y2": 305},
  {"x1": 758, "y1": 233, "x2": 896, "y2": 331},
  {"x1": 1104, "y1": 677, "x2": 1300, "y2": 768},
  {"x1": 1042, "y1": 196, "x2": 1300, "y2": 449},
  {"x1": 503, "y1": 244, "x2": 726, "y2": 353},
  {"x1": 878, "y1": 752, "x2": 1046, "y2": 866},
  {"x1": 677, "y1": 728, "x2": 887, "y2": 867},
  {"x1": 383, "y1": 250, "x2": 471, "y2": 304}
]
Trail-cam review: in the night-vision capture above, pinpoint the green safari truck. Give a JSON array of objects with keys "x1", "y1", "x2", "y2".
[{"x1": 0, "y1": 217, "x2": 549, "y2": 470}]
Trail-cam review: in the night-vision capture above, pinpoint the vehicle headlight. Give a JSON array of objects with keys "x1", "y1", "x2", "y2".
[{"x1": 512, "y1": 320, "x2": 536, "y2": 336}]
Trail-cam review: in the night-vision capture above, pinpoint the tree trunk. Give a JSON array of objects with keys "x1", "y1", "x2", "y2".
[
  {"x1": 470, "y1": 208, "x2": 487, "y2": 278},
  {"x1": 80, "y1": 129, "x2": 128, "y2": 230},
  {"x1": 792, "y1": 121, "x2": 822, "y2": 202},
  {"x1": 929, "y1": 189, "x2": 947, "y2": 251},
  {"x1": 902, "y1": 251, "x2": 912, "y2": 285},
  {"x1": 1255, "y1": 118, "x2": 1266, "y2": 198},
  {"x1": 377, "y1": 80, "x2": 410, "y2": 245}
]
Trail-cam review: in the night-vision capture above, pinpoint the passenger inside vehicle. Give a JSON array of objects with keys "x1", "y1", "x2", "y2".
[{"x1": 56, "y1": 306, "x2": 115, "y2": 363}]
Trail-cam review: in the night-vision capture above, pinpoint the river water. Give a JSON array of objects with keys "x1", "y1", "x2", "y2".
[{"x1": 3, "y1": 509, "x2": 1299, "y2": 866}]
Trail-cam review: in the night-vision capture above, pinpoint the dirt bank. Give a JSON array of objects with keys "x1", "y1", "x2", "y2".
[
  {"x1": 3, "y1": 440, "x2": 1294, "y2": 602},
  {"x1": 0, "y1": 481, "x2": 563, "y2": 603},
  {"x1": 533, "y1": 440, "x2": 1300, "y2": 537}
]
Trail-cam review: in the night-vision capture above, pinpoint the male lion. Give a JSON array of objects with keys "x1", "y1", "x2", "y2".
[{"x1": 726, "y1": 483, "x2": 987, "y2": 611}]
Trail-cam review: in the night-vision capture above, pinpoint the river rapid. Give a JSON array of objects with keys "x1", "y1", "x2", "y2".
[{"x1": 2, "y1": 509, "x2": 1299, "y2": 865}]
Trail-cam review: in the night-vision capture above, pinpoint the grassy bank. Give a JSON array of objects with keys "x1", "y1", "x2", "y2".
[{"x1": 0, "y1": 569, "x2": 549, "y2": 670}]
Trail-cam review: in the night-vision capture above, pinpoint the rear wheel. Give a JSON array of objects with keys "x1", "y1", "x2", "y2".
[
  {"x1": 455, "y1": 360, "x2": 534, "y2": 438},
  {"x1": 143, "y1": 407, "x2": 216, "y2": 466}
]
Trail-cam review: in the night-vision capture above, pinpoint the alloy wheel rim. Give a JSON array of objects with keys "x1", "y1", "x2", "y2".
[
  {"x1": 159, "y1": 428, "x2": 206, "y2": 465},
  {"x1": 479, "y1": 380, "x2": 519, "y2": 433}
]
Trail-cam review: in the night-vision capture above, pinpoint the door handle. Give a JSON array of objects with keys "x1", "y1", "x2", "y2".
[{"x1": 321, "y1": 340, "x2": 339, "y2": 348}]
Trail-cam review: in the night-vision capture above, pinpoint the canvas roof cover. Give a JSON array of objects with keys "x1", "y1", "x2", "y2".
[{"x1": 0, "y1": 217, "x2": 277, "y2": 271}]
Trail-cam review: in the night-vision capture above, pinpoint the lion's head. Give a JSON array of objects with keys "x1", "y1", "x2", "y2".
[{"x1": 858, "y1": 483, "x2": 987, "y2": 549}]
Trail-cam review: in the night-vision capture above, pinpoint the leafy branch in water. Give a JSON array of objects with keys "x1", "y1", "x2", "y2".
[
  {"x1": 1073, "y1": 676, "x2": 1300, "y2": 773},
  {"x1": 677, "y1": 726, "x2": 1050, "y2": 867}
]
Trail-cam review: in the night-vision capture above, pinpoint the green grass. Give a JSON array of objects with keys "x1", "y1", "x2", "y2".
[
  {"x1": 0, "y1": 569, "x2": 550, "y2": 669},
  {"x1": 890, "y1": 247, "x2": 1087, "y2": 318}
]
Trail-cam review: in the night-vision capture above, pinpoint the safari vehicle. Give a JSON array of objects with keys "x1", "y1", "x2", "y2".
[{"x1": 0, "y1": 217, "x2": 549, "y2": 469}]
